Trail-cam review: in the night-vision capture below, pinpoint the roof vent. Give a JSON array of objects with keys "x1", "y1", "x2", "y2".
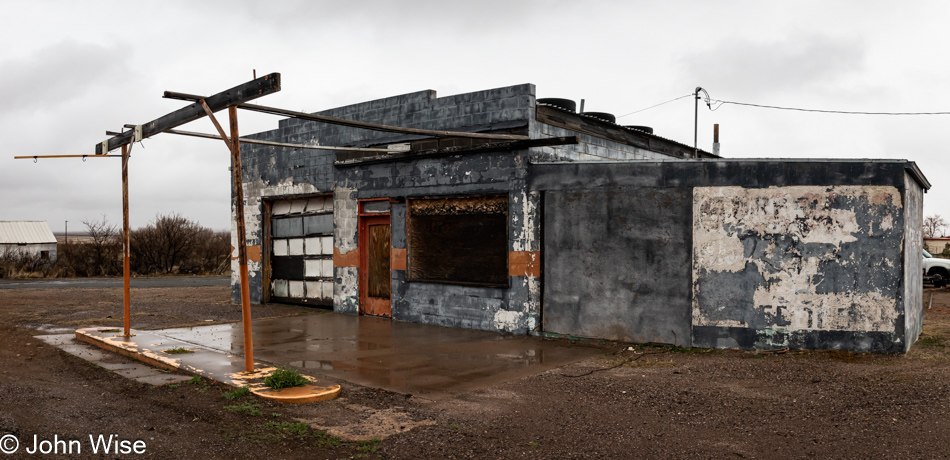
[
  {"x1": 624, "y1": 125, "x2": 654, "y2": 134},
  {"x1": 537, "y1": 98, "x2": 576, "y2": 112},
  {"x1": 582, "y1": 112, "x2": 616, "y2": 124}
]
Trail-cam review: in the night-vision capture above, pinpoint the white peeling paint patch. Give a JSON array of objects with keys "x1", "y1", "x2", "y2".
[
  {"x1": 880, "y1": 214, "x2": 894, "y2": 231},
  {"x1": 512, "y1": 190, "x2": 540, "y2": 252},
  {"x1": 259, "y1": 177, "x2": 323, "y2": 198},
  {"x1": 693, "y1": 185, "x2": 902, "y2": 332},
  {"x1": 493, "y1": 310, "x2": 523, "y2": 332},
  {"x1": 523, "y1": 275, "x2": 541, "y2": 315},
  {"x1": 526, "y1": 315, "x2": 537, "y2": 331},
  {"x1": 752, "y1": 283, "x2": 897, "y2": 331},
  {"x1": 334, "y1": 187, "x2": 358, "y2": 253},
  {"x1": 333, "y1": 266, "x2": 359, "y2": 313}
]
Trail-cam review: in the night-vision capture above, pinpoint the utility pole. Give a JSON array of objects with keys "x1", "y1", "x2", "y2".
[
  {"x1": 694, "y1": 87, "x2": 700, "y2": 159},
  {"x1": 694, "y1": 87, "x2": 710, "y2": 159}
]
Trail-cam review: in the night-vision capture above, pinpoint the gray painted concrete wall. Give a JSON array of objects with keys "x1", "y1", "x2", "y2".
[
  {"x1": 903, "y1": 172, "x2": 924, "y2": 351},
  {"x1": 543, "y1": 187, "x2": 693, "y2": 345},
  {"x1": 530, "y1": 160, "x2": 926, "y2": 353}
]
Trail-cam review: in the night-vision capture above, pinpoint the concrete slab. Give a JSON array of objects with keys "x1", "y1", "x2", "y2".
[
  {"x1": 153, "y1": 312, "x2": 609, "y2": 400},
  {"x1": 35, "y1": 333, "x2": 193, "y2": 385},
  {"x1": 73, "y1": 328, "x2": 341, "y2": 404}
]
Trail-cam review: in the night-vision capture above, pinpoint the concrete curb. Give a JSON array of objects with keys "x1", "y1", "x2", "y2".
[{"x1": 75, "y1": 327, "x2": 340, "y2": 404}]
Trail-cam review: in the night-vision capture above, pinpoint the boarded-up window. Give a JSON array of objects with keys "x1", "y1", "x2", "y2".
[
  {"x1": 269, "y1": 196, "x2": 334, "y2": 305},
  {"x1": 408, "y1": 195, "x2": 508, "y2": 287}
]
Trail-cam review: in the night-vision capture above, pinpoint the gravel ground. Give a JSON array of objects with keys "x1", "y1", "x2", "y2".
[{"x1": 0, "y1": 282, "x2": 948, "y2": 459}]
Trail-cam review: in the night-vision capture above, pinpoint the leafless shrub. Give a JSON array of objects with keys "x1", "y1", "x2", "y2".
[
  {"x1": 4, "y1": 214, "x2": 229, "y2": 278},
  {"x1": 61, "y1": 216, "x2": 122, "y2": 277},
  {"x1": 130, "y1": 213, "x2": 229, "y2": 275},
  {"x1": 0, "y1": 247, "x2": 57, "y2": 278}
]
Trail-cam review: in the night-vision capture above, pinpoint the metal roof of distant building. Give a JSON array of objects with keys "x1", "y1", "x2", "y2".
[{"x1": 0, "y1": 221, "x2": 57, "y2": 244}]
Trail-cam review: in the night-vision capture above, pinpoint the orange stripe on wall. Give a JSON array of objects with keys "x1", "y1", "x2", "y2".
[
  {"x1": 509, "y1": 251, "x2": 541, "y2": 277},
  {"x1": 391, "y1": 247, "x2": 407, "y2": 271},
  {"x1": 230, "y1": 245, "x2": 261, "y2": 262},
  {"x1": 246, "y1": 245, "x2": 261, "y2": 263},
  {"x1": 334, "y1": 246, "x2": 359, "y2": 267}
]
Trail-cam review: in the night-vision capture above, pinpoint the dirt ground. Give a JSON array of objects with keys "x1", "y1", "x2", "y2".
[{"x1": 1, "y1": 283, "x2": 949, "y2": 459}]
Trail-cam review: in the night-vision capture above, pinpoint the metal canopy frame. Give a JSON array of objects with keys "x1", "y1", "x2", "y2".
[{"x1": 18, "y1": 71, "x2": 552, "y2": 374}]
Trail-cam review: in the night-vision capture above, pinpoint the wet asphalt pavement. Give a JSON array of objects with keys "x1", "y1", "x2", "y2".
[{"x1": 0, "y1": 276, "x2": 229, "y2": 289}]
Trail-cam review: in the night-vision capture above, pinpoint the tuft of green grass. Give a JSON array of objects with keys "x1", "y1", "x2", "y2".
[
  {"x1": 224, "y1": 402, "x2": 262, "y2": 416},
  {"x1": 166, "y1": 383, "x2": 179, "y2": 389},
  {"x1": 313, "y1": 430, "x2": 342, "y2": 448},
  {"x1": 528, "y1": 441, "x2": 540, "y2": 447},
  {"x1": 223, "y1": 386, "x2": 251, "y2": 401},
  {"x1": 356, "y1": 439, "x2": 381, "y2": 453},
  {"x1": 188, "y1": 375, "x2": 202, "y2": 384},
  {"x1": 163, "y1": 347, "x2": 194, "y2": 354},
  {"x1": 99, "y1": 329, "x2": 121, "y2": 333},
  {"x1": 917, "y1": 335, "x2": 945, "y2": 348},
  {"x1": 264, "y1": 421, "x2": 310, "y2": 436},
  {"x1": 263, "y1": 367, "x2": 309, "y2": 390}
]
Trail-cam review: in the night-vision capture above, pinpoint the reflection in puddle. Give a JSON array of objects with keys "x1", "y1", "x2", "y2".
[{"x1": 153, "y1": 312, "x2": 603, "y2": 397}]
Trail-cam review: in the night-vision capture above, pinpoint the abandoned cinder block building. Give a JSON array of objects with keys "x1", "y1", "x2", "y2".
[{"x1": 232, "y1": 83, "x2": 929, "y2": 353}]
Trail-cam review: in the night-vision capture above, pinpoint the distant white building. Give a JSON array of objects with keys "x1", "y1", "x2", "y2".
[{"x1": 0, "y1": 221, "x2": 57, "y2": 261}]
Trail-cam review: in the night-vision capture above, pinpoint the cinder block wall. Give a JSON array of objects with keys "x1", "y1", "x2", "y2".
[{"x1": 332, "y1": 84, "x2": 541, "y2": 334}]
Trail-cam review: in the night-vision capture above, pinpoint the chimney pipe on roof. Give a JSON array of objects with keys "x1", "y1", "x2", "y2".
[{"x1": 713, "y1": 124, "x2": 720, "y2": 157}]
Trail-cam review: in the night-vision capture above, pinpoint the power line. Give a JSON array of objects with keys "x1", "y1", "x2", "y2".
[
  {"x1": 710, "y1": 99, "x2": 950, "y2": 116},
  {"x1": 617, "y1": 94, "x2": 694, "y2": 119}
]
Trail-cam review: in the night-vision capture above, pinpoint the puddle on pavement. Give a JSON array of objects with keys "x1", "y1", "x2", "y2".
[{"x1": 153, "y1": 312, "x2": 606, "y2": 398}]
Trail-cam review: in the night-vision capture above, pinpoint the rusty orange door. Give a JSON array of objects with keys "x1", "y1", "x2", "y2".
[{"x1": 359, "y1": 215, "x2": 391, "y2": 317}]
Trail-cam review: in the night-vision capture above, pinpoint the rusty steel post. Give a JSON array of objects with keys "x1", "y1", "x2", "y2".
[
  {"x1": 121, "y1": 143, "x2": 131, "y2": 337},
  {"x1": 229, "y1": 106, "x2": 254, "y2": 372}
]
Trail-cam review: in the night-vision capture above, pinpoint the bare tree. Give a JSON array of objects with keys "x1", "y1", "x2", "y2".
[
  {"x1": 924, "y1": 214, "x2": 947, "y2": 239},
  {"x1": 64, "y1": 215, "x2": 121, "y2": 276},
  {"x1": 131, "y1": 213, "x2": 208, "y2": 274}
]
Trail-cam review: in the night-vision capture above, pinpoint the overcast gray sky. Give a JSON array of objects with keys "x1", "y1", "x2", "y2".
[{"x1": 2, "y1": 0, "x2": 948, "y2": 233}]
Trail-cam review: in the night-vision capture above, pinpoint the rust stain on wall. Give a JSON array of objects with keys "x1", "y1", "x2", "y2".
[
  {"x1": 334, "y1": 246, "x2": 359, "y2": 268},
  {"x1": 509, "y1": 251, "x2": 541, "y2": 277}
]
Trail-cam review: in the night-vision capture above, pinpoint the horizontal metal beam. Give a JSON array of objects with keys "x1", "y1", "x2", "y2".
[
  {"x1": 122, "y1": 124, "x2": 399, "y2": 153},
  {"x1": 163, "y1": 91, "x2": 530, "y2": 141},
  {"x1": 16, "y1": 155, "x2": 121, "y2": 159},
  {"x1": 335, "y1": 135, "x2": 579, "y2": 167},
  {"x1": 95, "y1": 73, "x2": 281, "y2": 154}
]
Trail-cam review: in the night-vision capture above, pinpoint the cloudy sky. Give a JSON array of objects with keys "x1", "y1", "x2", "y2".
[{"x1": 2, "y1": 1, "x2": 948, "y2": 233}]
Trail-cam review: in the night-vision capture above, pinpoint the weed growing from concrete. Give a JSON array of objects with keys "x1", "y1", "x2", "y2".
[
  {"x1": 162, "y1": 347, "x2": 193, "y2": 354},
  {"x1": 188, "y1": 375, "x2": 202, "y2": 384},
  {"x1": 263, "y1": 367, "x2": 309, "y2": 390}
]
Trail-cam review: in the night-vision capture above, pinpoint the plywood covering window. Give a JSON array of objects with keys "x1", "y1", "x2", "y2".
[{"x1": 408, "y1": 195, "x2": 508, "y2": 287}]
